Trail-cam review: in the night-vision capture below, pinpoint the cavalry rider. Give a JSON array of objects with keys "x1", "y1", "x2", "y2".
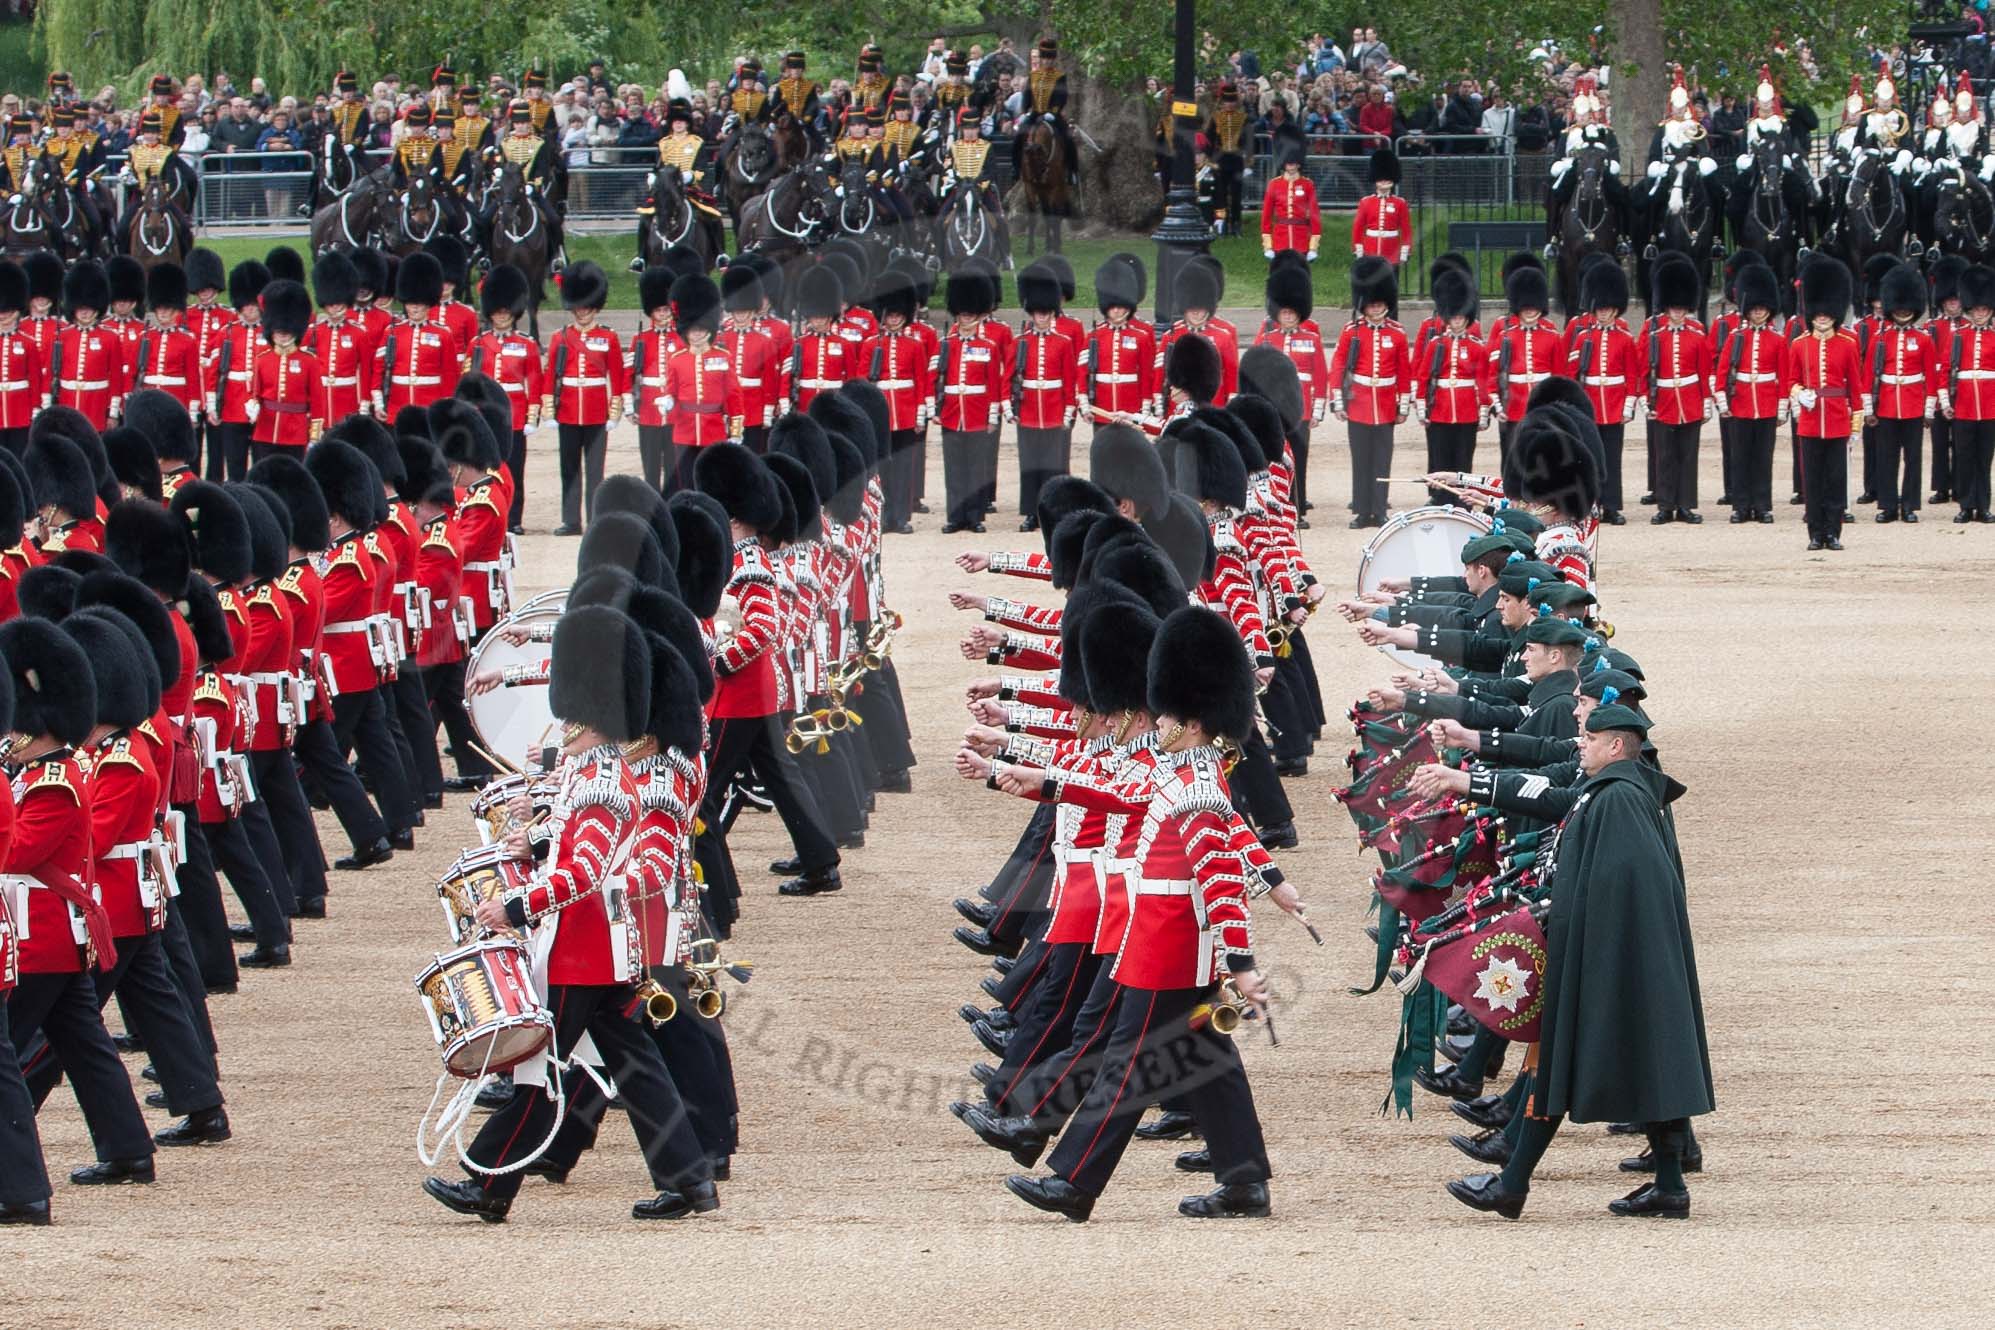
[
  {"x1": 1857, "y1": 62, "x2": 1914, "y2": 173},
  {"x1": 431, "y1": 108, "x2": 478, "y2": 234},
  {"x1": 712, "y1": 58, "x2": 773, "y2": 185},
  {"x1": 42, "y1": 70, "x2": 80, "y2": 122},
  {"x1": 144, "y1": 74, "x2": 186, "y2": 146},
  {"x1": 427, "y1": 63, "x2": 457, "y2": 115},
  {"x1": 0, "y1": 113, "x2": 38, "y2": 196},
  {"x1": 944, "y1": 106, "x2": 1012, "y2": 265},
  {"x1": 773, "y1": 51, "x2": 824, "y2": 150},
  {"x1": 633, "y1": 99, "x2": 723, "y2": 272},
  {"x1": 390, "y1": 103, "x2": 443, "y2": 187},
  {"x1": 114, "y1": 110, "x2": 192, "y2": 254},
  {"x1": 853, "y1": 44, "x2": 892, "y2": 117},
  {"x1": 1016, "y1": 37, "x2": 1079, "y2": 197},
  {"x1": 483, "y1": 99, "x2": 565, "y2": 270},
  {"x1": 1637, "y1": 67, "x2": 1723, "y2": 252},
  {"x1": 930, "y1": 50, "x2": 976, "y2": 140},
  {"x1": 1917, "y1": 71, "x2": 1987, "y2": 182},
  {"x1": 45, "y1": 105, "x2": 109, "y2": 248},
  {"x1": 1205, "y1": 81, "x2": 1252, "y2": 238},
  {"x1": 1545, "y1": 75, "x2": 1629, "y2": 259},
  {"x1": 454, "y1": 85, "x2": 494, "y2": 160}
]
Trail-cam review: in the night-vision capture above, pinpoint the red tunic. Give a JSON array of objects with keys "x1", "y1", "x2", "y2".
[
  {"x1": 1868, "y1": 322, "x2": 1939, "y2": 419},
  {"x1": 454, "y1": 475, "x2": 510, "y2": 632},
  {"x1": 1260, "y1": 175, "x2": 1321, "y2": 254},
  {"x1": 1329, "y1": 317, "x2": 1411, "y2": 424},
  {"x1": 935, "y1": 325, "x2": 1005, "y2": 432},
  {"x1": 543, "y1": 324, "x2": 626, "y2": 426},
  {"x1": 239, "y1": 580, "x2": 298, "y2": 750},
  {"x1": 432, "y1": 300, "x2": 479, "y2": 363},
  {"x1": 1787, "y1": 329, "x2": 1869, "y2": 438},
  {"x1": 1416, "y1": 330, "x2": 1489, "y2": 424},
  {"x1": 664, "y1": 345, "x2": 743, "y2": 445},
  {"x1": 206, "y1": 321, "x2": 264, "y2": 424},
  {"x1": 1079, "y1": 320, "x2": 1157, "y2": 419},
  {"x1": 374, "y1": 318, "x2": 462, "y2": 416},
  {"x1": 1011, "y1": 328, "x2": 1079, "y2": 429},
  {"x1": 711, "y1": 540, "x2": 781, "y2": 719},
  {"x1": 717, "y1": 322, "x2": 782, "y2": 429},
  {"x1": 1352, "y1": 192, "x2": 1412, "y2": 263},
  {"x1": 134, "y1": 322, "x2": 202, "y2": 415},
  {"x1": 1714, "y1": 322, "x2": 1787, "y2": 419},
  {"x1": 627, "y1": 326, "x2": 682, "y2": 426},
  {"x1": 83, "y1": 733, "x2": 161, "y2": 938},
  {"x1": 304, "y1": 316, "x2": 375, "y2": 422},
  {"x1": 249, "y1": 346, "x2": 323, "y2": 447},
  {"x1": 1569, "y1": 320, "x2": 1643, "y2": 423},
  {"x1": 186, "y1": 302, "x2": 238, "y2": 416},
  {"x1": 790, "y1": 329, "x2": 854, "y2": 412},
  {"x1": 1255, "y1": 322, "x2": 1330, "y2": 418},
  {"x1": 317, "y1": 532, "x2": 381, "y2": 695},
  {"x1": 1640, "y1": 320, "x2": 1712, "y2": 424},
  {"x1": 0, "y1": 327, "x2": 48, "y2": 430},
  {"x1": 49, "y1": 322, "x2": 127, "y2": 428},
  {"x1": 6, "y1": 752, "x2": 92, "y2": 976},
  {"x1": 413, "y1": 514, "x2": 465, "y2": 667},
  {"x1": 1112, "y1": 750, "x2": 1255, "y2": 991},
  {"x1": 511, "y1": 747, "x2": 639, "y2": 987},
  {"x1": 466, "y1": 330, "x2": 543, "y2": 430},
  {"x1": 1156, "y1": 319, "x2": 1240, "y2": 408},
  {"x1": 860, "y1": 328, "x2": 933, "y2": 431},
  {"x1": 1482, "y1": 320, "x2": 1565, "y2": 422}
]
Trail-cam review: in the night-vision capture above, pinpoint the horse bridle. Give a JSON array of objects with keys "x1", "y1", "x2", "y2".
[
  {"x1": 1571, "y1": 154, "x2": 1608, "y2": 241},
  {"x1": 137, "y1": 183, "x2": 176, "y2": 256},
  {"x1": 401, "y1": 181, "x2": 441, "y2": 244},
  {"x1": 1750, "y1": 144, "x2": 1790, "y2": 241},
  {"x1": 1940, "y1": 165, "x2": 1995, "y2": 252},
  {"x1": 1845, "y1": 148, "x2": 1901, "y2": 242}
]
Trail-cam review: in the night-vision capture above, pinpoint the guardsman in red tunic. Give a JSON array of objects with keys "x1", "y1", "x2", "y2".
[
  {"x1": 1352, "y1": 148, "x2": 1411, "y2": 266},
  {"x1": 183, "y1": 248, "x2": 235, "y2": 472},
  {"x1": 628, "y1": 267, "x2": 685, "y2": 493},
  {"x1": 1329, "y1": 257, "x2": 1409, "y2": 527},
  {"x1": 1005, "y1": 607, "x2": 1285, "y2": 1223},
  {"x1": 41, "y1": 607, "x2": 228, "y2": 1147},
  {"x1": 0, "y1": 615, "x2": 158, "y2": 1190},
  {"x1": 402, "y1": 441, "x2": 464, "y2": 673},
  {"x1": 304, "y1": 251, "x2": 373, "y2": 427},
  {"x1": 1869, "y1": 263, "x2": 1939, "y2": 523},
  {"x1": 423, "y1": 607, "x2": 717, "y2": 1225},
  {"x1": 541, "y1": 262, "x2": 623, "y2": 534},
  {"x1": 203, "y1": 261, "x2": 268, "y2": 483},
  {"x1": 1788, "y1": 259, "x2": 1868, "y2": 549},
  {"x1": 0, "y1": 261, "x2": 49, "y2": 453},
  {"x1": 1926, "y1": 256, "x2": 1968, "y2": 505},
  {"x1": 718, "y1": 266, "x2": 783, "y2": 457},
  {"x1": 1568, "y1": 261, "x2": 1641, "y2": 523},
  {"x1": 1482, "y1": 263, "x2": 1562, "y2": 454},
  {"x1": 101, "y1": 257, "x2": 148, "y2": 402},
  {"x1": 135, "y1": 263, "x2": 202, "y2": 426},
  {"x1": 25, "y1": 433, "x2": 103, "y2": 556},
  {"x1": 1156, "y1": 260, "x2": 1239, "y2": 410},
  {"x1": 695, "y1": 444, "x2": 842, "y2": 897},
  {"x1": 1415, "y1": 267, "x2": 1490, "y2": 504},
  {"x1": 347, "y1": 247, "x2": 394, "y2": 363},
  {"x1": 19, "y1": 250, "x2": 63, "y2": 373},
  {"x1": 49, "y1": 261, "x2": 127, "y2": 430},
  {"x1": 661, "y1": 274, "x2": 743, "y2": 495},
  {"x1": 426, "y1": 236, "x2": 480, "y2": 358},
  {"x1": 1259, "y1": 142, "x2": 1320, "y2": 261},
  {"x1": 1942, "y1": 264, "x2": 1995, "y2": 524},
  {"x1": 246, "y1": 280, "x2": 322, "y2": 460},
  {"x1": 1255, "y1": 260, "x2": 1329, "y2": 514},
  {"x1": 790, "y1": 264, "x2": 854, "y2": 414},
  {"x1": 936, "y1": 270, "x2": 1007, "y2": 534},
  {"x1": 0, "y1": 639, "x2": 45, "y2": 1218},
  {"x1": 431, "y1": 401, "x2": 509, "y2": 788},
  {"x1": 1008, "y1": 266, "x2": 1080, "y2": 530},
  {"x1": 1415, "y1": 257, "x2": 1484, "y2": 367},
  {"x1": 373, "y1": 253, "x2": 461, "y2": 419},
  {"x1": 1079, "y1": 256, "x2": 1157, "y2": 433},
  {"x1": 862, "y1": 269, "x2": 935, "y2": 531},
  {"x1": 465, "y1": 264, "x2": 541, "y2": 533},
  {"x1": 1639, "y1": 259, "x2": 1713, "y2": 524}
]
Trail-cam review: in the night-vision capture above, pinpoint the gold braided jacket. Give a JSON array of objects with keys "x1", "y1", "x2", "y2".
[
  {"x1": 331, "y1": 101, "x2": 369, "y2": 144},
  {"x1": 777, "y1": 76, "x2": 818, "y2": 118},
  {"x1": 731, "y1": 88, "x2": 767, "y2": 119},
  {"x1": 658, "y1": 132, "x2": 702, "y2": 174},
  {"x1": 128, "y1": 142, "x2": 175, "y2": 184},
  {"x1": 1028, "y1": 67, "x2": 1061, "y2": 115}
]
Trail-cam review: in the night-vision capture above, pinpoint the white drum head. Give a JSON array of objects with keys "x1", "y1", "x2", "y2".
[
  {"x1": 1357, "y1": 505, "x2": 1493, "y2": 669},
  {"x1": 466, "y1": 601, "x2": 563, "y2": 769}
]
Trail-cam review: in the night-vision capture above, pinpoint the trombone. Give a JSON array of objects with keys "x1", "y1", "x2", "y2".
[
  {"x1": 1191, "y1": 977, "x2": 1278, "y2": 1046},
  {"x1": 686, "y1": 937, "x2": 754, "y2": 1019}
]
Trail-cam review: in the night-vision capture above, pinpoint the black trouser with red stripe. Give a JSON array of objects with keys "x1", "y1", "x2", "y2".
[
  {"x1": 1728, "y1": 416, "x2": 1778, "y2": 517},
  {"x1": 461, "y1": 983, "x2": 710, "y2": 1203},
  {"x1": 702, "y1": 713, "x2": 838, "y2": 875},
  {"x1": 1424, "y1": 421, "x2": 1477, "y2": 507},
  {"x1": 1873, "y1": 416, "x2": 1923, "y2": 516},
  {"x1": 991, "y1": 942, "x2": 1104, "y2": 1116},
  {"x1": 332, "y1": 687, "x2": 416, "y2": 838},
  {"x1": 1800, "y1": 435, "x2": 1849, "y2": 541},
  {"x1": 883, "y1": 428, "x2": 919, "y2": 529},
  {"x1": 7, "y1": 971, "x2": 154, "y2": 1165},
  {"x1": 1004, "y1": 955, "x2": 1124, "y2": 1129},
  {"x1": 0, "y1": 1000, "x2": 50, "y2": 1205},
  {"x1": 978, "y1": 801, "x2": 1057, "y2": 948},
  {"x1": 1046, "y1": 980, "x2": 1270, "y2": 1197},
  {"x1": 1652, "y1": 421, "x2": 1701, "y2": 514},
  {"x1": 506, "y1": 429, "x2": 528, "y2": 528}
]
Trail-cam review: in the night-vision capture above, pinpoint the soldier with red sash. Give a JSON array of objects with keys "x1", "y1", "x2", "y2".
[
  {"x1": 424, "y1": 605, "x2": 719, "y2": 1224},
  {"x1": 1, "y1": 616, "x2": 158, "y2": 1191},
  {"x1": 204, "y1": 261, "x2": 268, "y2": 483},
  {"x1": 661, "y1": 274, "x2": 743, "y2": 495},
  {"x1": 542, "y1": 263, "x2": 623, "y2": 535},
  {"x1": 1640, "y1": 260, "x2": 1713, "y2": 524},
  {"x1": 304, "y1": 251, "x2": 373, "y2": 427},
  {"x1": 374, "y1": 253, "x2": 461, "y2": 419},
  {"x1": 1330, "y1": 257, "x2": 1409, "y2": 528},
  {"x1": 1353, "y1": 148, "x2": 1411, "y2": 267},
  {"x1": 246, "y1": 280, "x2": 322, "y2": 461},
  {"x1": 1789, "y1": 259, "x2": 1867, "y2": 549}
]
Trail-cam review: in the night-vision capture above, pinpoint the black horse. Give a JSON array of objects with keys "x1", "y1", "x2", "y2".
[
  {"x1": 1728, "y1": 133, "x2": 1813, "y2": 312},
  {"x1": 1551, "y1": 142, "x2": 1626, "y2": 316},
  {"x1": 734, "y1": 166, "x2": 825, "y2": 262},
  {"x1": 1829, "y1": 144, "x2": 1909, "y2": 281},
  {"x1": 1926, "y1": 160, "x2": 1995, "y2": 265},
  {"x1": 486, "y1": 161, "x2": 551, "y2": 336},
  {"x1": 1639, "y1": 154, "x2": 1725, "y2": 324}
]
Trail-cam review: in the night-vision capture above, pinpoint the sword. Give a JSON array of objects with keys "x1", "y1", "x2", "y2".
[{"x1": 1071, "y1": 124, "x2": 1103, "y2": 154}]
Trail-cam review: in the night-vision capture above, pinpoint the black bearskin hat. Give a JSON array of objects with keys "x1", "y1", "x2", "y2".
[
  {"x1": 63, "y1": 609, "x2": 151, "y2": 728},
  {"x1": 453, "y1": 373, "x2": 515, "y2": 464},
  {"x1": 560, "y1": 260, "x2": 609, "y2": 310},
  {"x1": 639, "y1": 630, "x2": 705, "y2": 753},
  {"x1": 1733, "y1": 262, "x2": 1780, "y2": 316},
  {"x1": 482, "y1": 263, "x2": 532, "y2": 320},
  {"x1": 1225, "y1": 394, "x2": 1285, "y2": 473},
  {"x1": 1035, "y1": 475, "x2": 1116, "y2": 553},
  {"x1": 1192, "y1": 404, "x2": 1264, "y2": 476},
  {"x1": 1504, "y1": 404, "x2": 1603, "y2": 517},
  {"x1": 1175, "y1": 262, "x2": 1219, "y2": 316},
  {"x1": 1090, "y1": 534, "x2": 1188, "y2": 619},
  {"x1": 185, "y1": 247, "x2": 226, "y2": 295},
  {"x1": 182, "y1": 576, "x2": 233, "y2": 666},
  {"x1": 146, "y1": 261, "x2": 187, "y2": 311},
  {"x1": 578, "y1": 511, "x2": 669, "y2": 589},
  {"x1": 245, "y1": 453, "x2": 331, "y2": 552},
  {"x1": 621, "y1": 581, "x2": 713, "y2": 708},
  {"x1": 824, "y1": 434, "x2": 867, "y2": 526},
  {"x1": 1170, "y1": 420, "x2": 1248, "y2": 511},
  {"x1": 106, "y1": 254, "x2": 146, "y2": 309},
  {"x1": 670, "y1": 274, "x2": 722, "y2": 334},
  {"x1": 593, "y1": 474, "x2": 681, "y2": 571},
  {"x1": 18, "y1": 565, "x2": 79, "y2": 620},
  {"x1": 1433, "y1": 266, "x2": 1478, "y2": 323},
  {"x1": 1266, "y1": 262, "x2": 1313, "y2": 321},
  {"x1": 259, "y1": 278, "x2": 313, "y2": 340},
  {"x1": 1164, "y1": 333, "x2": 1222, "y2": 406},
  {"x1": 1238, "y1": 344, "x2": 1304, "y2": 435},
  {"x1": 428, "y1": 397, "x2": 503, "y2": 472},
  {"x1": 62, "y1": 260, "x2": 109, "y2": 319},
  {"x1": 946, "y1": 268, "x2": 995, "y2": 317},
  {"x1": 549, "y1": 605, "x2": 649, "y2": 742},
  {"x1": 22, "y1": 249, "x2": 61, "y2": 307},
  {"x1": 769, "y1": 414, "x2": 837, "y2": 505},
  {"x1": 1651, "y1": 255, "x2": 1700, "y2": 313},
  {"x1": 665, "y1": 491, "x2": 730, "y2": 618},
  {"x1": 1049, "y1": 511, "x2": 1106, "y2": 591},
  {"x1": 395, "y1": 251, "x2": 444, "y2": 307},
  {"x1": 1017, "y1": 264, "x2": 1062, "y2": 314},
  {"x1": 798, "y1": 264, "x2": 845, "y2": 320},
  {"x1": 721, "y1": 264, "x2": 765, "y2": 313},
  {"x1": 1805, "y1": 257, "x2": 1858, "y2": 322},
  {"x1": 1084, "y1": 594, "x2": 1162, "y2": 717},
  {"x1": 426, "y1": 235, "x2": 468, "y2": 290},
  {"x1": 122, "y1": 388, "x2": 195, "y2": 465},
  {"x1": 836, "y1": 380, "x2": 890, "y2": 465},
  {"x1": 1144, "y1": 491, "x2": 1215, "y2": 590},
  {"x1": 264, "y1": 246, "x2": 306, "y2": 286},
  {"x1": 0, "y1": 260, "x2": 24, "y2": 314},
  {"x1": 1089, "y1": 424, "x2": 1169, "y2": 520},
  {"x1": 1146, "y1": 606, "x2": 1256, "y2": 742},
  {"x1": 765, "y1": 451, "x2": 820, "y2": 537},
  {"x1": 1581, "y1": 259, "x2": 1630, "y2": 313},
  {"x1": 1351, "y1": 255, "x2": 1397, "y2": 316},
  {"x1": 229, "y1": 259, "x2": 270, "y2": 310},
  {"x1": 103, "y1": 426, "x2": 160, "y2": 501},
  {"x1": 0, "y1": 461, "x2": 22, "y2": 550},
  {"x1": 1506, "y1": 263, "x2": 1551, "y2": 316},
  {"x1": 807, "y1": 391, "x2": 878, "y2": 469},
  {"x1": 304, "y1": 440, "x2": 379, "y2": 527},
  {"x1": 312, "y1": 250, "x2": 359, "y2": 309},
  {"x1": 639, "y1": 265, "x2": 676, "y2": 316},
  {"x1": 25, "y1": 432, "x2": 94, "y2": 519},
  {"x1": 1094, "y1": 256, "x2": 1142, "y2": 314},
  {"x1": 105, "y1": 499, "x2": 191, "y2": 596},
  {"x1": 397, "y1": 438, "x2": 455, "y2": 509},
  {"x1": 329, "y1": 414, "x2": 406, "y2": 488},
  {"x1": 0, "y1": 616, "x2": 95, "y2": 743},
  {"x1": 229, "y1": 482, "x2": 288, "y2": 581},
  {"x1": 350, "y1": 246, "x2": 389, "y2": 297},
  {"x1": 1369, "y1": 147, "x2": 1401, "y2": 183},
  {"x1": 695, "y1": 442, "x2": 781, "y2": 531},
  {"x1": 76, "y1": 570, "x2": 181, "y2": 695},
  {"x1": 1881, "y1": 262, "x2": 1927, "y2": 317}
]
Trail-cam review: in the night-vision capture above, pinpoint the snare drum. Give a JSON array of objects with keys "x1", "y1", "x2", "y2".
[
  {"x1": 465, "y1": 595, "x2": 565, "y2": 767},
  {"x1": 414, "y1": 936, "x2": 552, "y2": 1077},
  {"x1": 1356, "y1": 505, "x2": 1494, "y2": 668},
  {"x1": 436, "y1": 847, "x2": 532, "y2": 942}
]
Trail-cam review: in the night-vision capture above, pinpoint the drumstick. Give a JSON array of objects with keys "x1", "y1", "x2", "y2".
[{"x1": 466, "y1": 738, "x2": 522, "y2": 776}]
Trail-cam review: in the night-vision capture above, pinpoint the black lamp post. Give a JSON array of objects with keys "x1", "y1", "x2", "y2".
[{"x1": 1151, "y1": 0, "x2": 1213, "y2": 327}]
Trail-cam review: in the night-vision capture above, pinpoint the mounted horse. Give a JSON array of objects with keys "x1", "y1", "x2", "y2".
[
  {"x1": 485, "y1": 160, "x2": 550, "y2": 335},
  {"x1": 933, "y1": 171, "x2": 1005, "y2": 269},
  {"x1": 636, "y1": 164, "x2": 725, "y2": 272},
  {"x1": 310, "y1": 167, "x2": 389, "y2": 255},
  {"x1": 1828, "y1": 143, "x2": 1909, "y2": 284},
  {"x1": 1927, "y1": 160, "x2": 1995, "y2": 265},
  {"x1": 384, "y1": 169, "x2": 447, "y2": 257},
  {"x1": 732, "y1": 165, "x2": 825, "y2": 262},
  {"x1": 1014, "y1": 119, "x2": 1071, "y2": 257},
  {"x1": 1638, "y1": 149, "x2": 1725, "y2": 324},
  {"x1": 127, "y1": 174, "x2": 191, "y2": 269},
  {"x1": 4, "y1": 154, "x2": 92, "y2": 259},
  {"x1": 721, "y1": 119, "x2": 805, "y2": 234},
  {"x1": 1728, "y1": 131, "x2": 1813, "y2": 312},
  {"x1": 1549, "y1": 141, "x2": 1626, "y2": 316}
]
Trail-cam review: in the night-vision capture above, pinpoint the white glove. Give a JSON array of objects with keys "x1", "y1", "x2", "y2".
[
  {"x1": 1893, "y1": 149, "x2": 1914, "y2": 172},
  {"x1": 622, "y1": 393, "x2": 636, "y2": 418},
  {"x1": 1263, "y1": 248, "x2": 1275, "y2": 260},
  {"x1": 1698, "y1": 157, "x2": 1717, "y2": 177},
  {"x1": 1608, "y1": 159, "x2": 1621, "y2": 175},
  {"x1": 1307, "y1": 250, "x2": 1319, "y2": 263},
  {"x1": 1926, "y1": 397, "x2": 1938, "y2": 420},
  {"x1": 188, "y1": 404, "x2": 200, "y2": 425},
  {"x1": 1714, "y1": 396, "x2": 1729, "y2": 418},
  {"x1": 1735, "y1": 154, "x2": 1752, "y2": 172},
  {"x1": 1550, "y1": 159, "x2": 1571, "y2": 180},
  {"x1": 1645, "y1": 161, "x2": 1666, "y2": 180},
  {"x1": 244, "y1": 400, "x2": 262, "y2": 423},
  {"x1": 1797, "y1": 387, "x2": 1818, "y2": 410},
  {"x1": 1622, "y1": 401, "x2": 1637, "y2": 423},
  {"x1": 1000, "y1": 401, "x2": 1014, "y2": 424},
  {"x1": 915, "y1": 403, "x2": 929, "y2": 429},
  {"x1": 1352, "y1": 245, "x2": 1363, "y2": 258},
  {"x1": 1311, "y1": 400, "x2": 1326, "y2": 424},
  {"x1": 6, "y1": 194, "x2": 18, "y2": 207},
  {"x1": 1414, "y1": 402, "x2": 1428, "y2": 425}
]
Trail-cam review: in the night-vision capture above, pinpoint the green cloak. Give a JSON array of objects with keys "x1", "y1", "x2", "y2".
[{"x1": 1536, "y1": 757, "x2": 1714, "y2": 1124}]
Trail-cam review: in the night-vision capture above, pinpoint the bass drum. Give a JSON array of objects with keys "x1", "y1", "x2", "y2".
[
  {"x1": 466, "y1": 594, "x2": 565, "y2": 770},
  {"x1": 1356, "y1": 505, "x2": 1493, "y2": 669}
]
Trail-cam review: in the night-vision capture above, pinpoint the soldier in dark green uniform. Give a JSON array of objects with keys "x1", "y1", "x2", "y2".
[{"x1": 1447, "y1": 702, "x2": 1713, "y2": 1219}]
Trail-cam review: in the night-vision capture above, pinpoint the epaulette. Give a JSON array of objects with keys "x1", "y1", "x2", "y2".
[
  {"x1": 96, "y1": 736, "x2": 144, "y2": 772},
  {"x1": 1165, "y1": 755, "x2": 1232, "y2": 819},
  {"x1": 137, "y1": 718, "x2": 161, "y2": 744},
  {"x1": 423, "y1": 525, "x2": 457, "y2": 552},
  {"x1": 29, "y1": 760, "x2": 78, "y2": 801},
  {"x1": 249, "y1": 583, "x2": 277, "y2": 608},
  {"x1": 1209, "y1": 517, "x2": 1245, "y2": 555},
  {"x1": 327, "y1": 541, "x2": 365, "y2": 571},
  {"x1": 363, "y1": 531, "x2": 385, "y2": 559},
  {"x1": 277, "y1": 564, "x2": 308, "y2": 601},
  {"x1": 568, "y1": 769, "x2": 635, "y2": 822},
  {"x1": 193, "y1": 671, "x2": 228, "y2": 705},
  {"x1": 220, "y1": 590, "x2": 248, "y2": 624},
  {"x1": 459, "y1": 486, "x2": 502, "y2": 515}
]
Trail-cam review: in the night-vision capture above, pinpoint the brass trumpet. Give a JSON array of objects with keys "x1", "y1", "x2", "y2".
[
  {"x1": 633, "y1": 976, "x2": 679, "y2": 1025},
  {"x1": 686, "y1": 938, "x2": 754, "y2": 1019}
]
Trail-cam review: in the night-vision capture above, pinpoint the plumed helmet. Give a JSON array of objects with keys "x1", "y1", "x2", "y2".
[
  {"x1": 245, "y1": 453, "x2": 331, "y2": 552},
  {"x1": 395, "y1": 252, "x2": 444, "y2": 307},
  {"x1": 695, "y1": 442, "x2": 782, "y2": 530},
  {"x1": 311, "y1": 249, "x2": 359, "y2": 308},
  {"x1": 548, "y1": 605, "x2": 650, "y2": 742},
  {"x1": 481, "y1": 263, "x2": 531, "y2": 320},
  {"x1": 0, "y1": 616, "x2": 95, "y2": 743},
  {"x1": 665, "y1": 491, "x2": 729, "y2": 617},
  {"x1": 1146, "y1": 606, "x2": 1256, "y2": 742}
]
